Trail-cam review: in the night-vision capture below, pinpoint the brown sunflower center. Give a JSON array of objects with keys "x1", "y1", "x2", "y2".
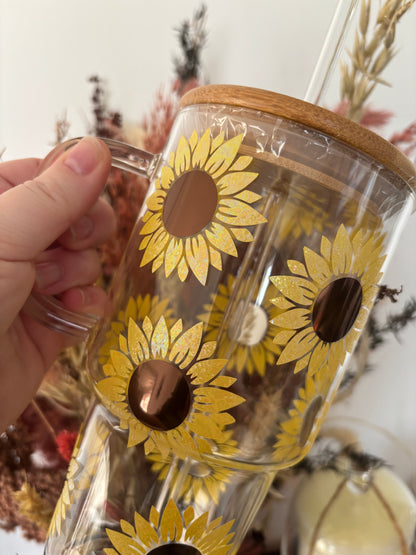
[
  {"x1": 189, "y1": 461, "x2": 212, "y2": 478},
  {"x1": 298, "y1": 395, "x2": 323, "y2": 448},
  {"x1": 148, "y1": 545, "x2": 201, "y2": 555},
  {"x1": 312, "y1": 277, "x2": 363, "y2": 343},
  {"x1": 228, "y1": 301, "x2": 269, "y2": 347},
  {"x1": 128, "y1": 360, "x2": 191, "y2": 431},
  {"x1": 163, "y1": 170, "x2": 218, "y2": 237}
]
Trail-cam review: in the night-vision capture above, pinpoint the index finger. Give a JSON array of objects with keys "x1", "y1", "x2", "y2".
[{"x1": 0, "y1": 158, "x2": 41, "y2": 193}]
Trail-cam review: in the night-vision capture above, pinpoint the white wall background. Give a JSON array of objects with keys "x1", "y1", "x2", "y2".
[{"x1": 0, "y1": 1, "x2": 415, "y2": 552}]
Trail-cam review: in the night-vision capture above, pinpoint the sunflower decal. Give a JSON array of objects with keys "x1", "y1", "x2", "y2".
[
  {"x1": 148, "y1": 431, "x2": 238, "y2": 506},
  {"x1": 199, "y1": 275, "x2": 281, "y2": 376},
  {"x1": 96, "y1": 313, "x2": 245, "y2": 457},
  {"x1": 98, "y1": 294, "x2": 172, "y2": 365},
  {"x1": 270, "y1": 225, "x2": 385, "y2": 377},
  {"x1": 105, "y1": 498, "x2": 235, "y2": 555},
  {"x1": 273, "y1": 368, "x2": 332, "y2": 464},
  {"x1": 138, "y1": 129, "x2": 267, "y2": 285},
  {"x1": 279, "y1": 180, "x2": 330, "y2": 240},
  {"x1": 48, "y1": 419, "x2": 110, "y2": 537}
]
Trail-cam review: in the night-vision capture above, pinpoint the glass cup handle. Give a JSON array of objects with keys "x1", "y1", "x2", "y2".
[{"x1": 23, "y1": 137, "x2": 160, "y2": 341}]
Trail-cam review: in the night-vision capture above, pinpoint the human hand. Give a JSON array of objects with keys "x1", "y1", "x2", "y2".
[{"x1": 0, "y1": 137, "x2": 114, "y2": 431}]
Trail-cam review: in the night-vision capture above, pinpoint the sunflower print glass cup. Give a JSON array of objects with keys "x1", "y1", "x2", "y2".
[{"x1": 37, "y1": 85, "x2": 416, "y2": 554}]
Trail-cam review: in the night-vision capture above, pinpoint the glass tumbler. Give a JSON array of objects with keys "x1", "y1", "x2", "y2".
[{"x1": 28, "y1": 85, "x2": 416, "y2": 554}]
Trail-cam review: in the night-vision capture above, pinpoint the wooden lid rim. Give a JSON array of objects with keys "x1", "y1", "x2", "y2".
[{"x1": 179, "y1": 84, "x2": 416, "y2": 191}]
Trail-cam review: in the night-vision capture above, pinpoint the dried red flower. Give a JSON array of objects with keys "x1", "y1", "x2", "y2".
[{"x1": 56, "y1": 430, "x2": 78, "y2": 463}]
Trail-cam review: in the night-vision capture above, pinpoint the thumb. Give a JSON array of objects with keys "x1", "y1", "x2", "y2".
[{"x1": 0, "y1": 137, "x2": 112, "y2": 261}]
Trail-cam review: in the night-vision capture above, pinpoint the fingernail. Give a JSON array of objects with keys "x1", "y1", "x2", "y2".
[
  {"x1": 35, "y1": 261, "x2": 63, "y2": 290},
  {"x1": 64, "y1": 137, "x2": 100, "y2": 175},
  {"x1": 71, "y1": 216, "x2": 94, "y2": 240}
]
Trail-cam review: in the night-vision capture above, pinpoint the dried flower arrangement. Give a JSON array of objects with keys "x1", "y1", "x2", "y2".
[{"x1": 0, "y1": 1, "x2": 415, "y2": 551}]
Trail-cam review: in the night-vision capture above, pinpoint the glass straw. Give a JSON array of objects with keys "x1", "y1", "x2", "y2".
[{"x1": 304, "y1": 0, "x2": 359, "y2": 105}]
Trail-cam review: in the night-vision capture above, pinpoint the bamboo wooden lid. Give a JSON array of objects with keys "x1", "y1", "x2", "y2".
[{"x1": 179, "y1": 84, "x2": 416, "y2": 192}]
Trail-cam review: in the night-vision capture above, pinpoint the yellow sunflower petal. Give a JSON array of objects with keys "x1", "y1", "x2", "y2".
[
  {"x1": 127, "y1": 420, "x2": 149, "y2": 448},
  {"x1": 270, "y1": 295, "x2": 295, "y2": 310},
  {"x1": 152, "y1": 251, "x2": 165, "y2": 273},
  {"x1": 281, "y1": 415, "x2": 301, "y2": 434},
  {"x1": 229, "y1": 154, "x2": 253, "y2": 172},
  {"x1": 353, "y1": 307, "x2": 370, "y2": 330},
  {"x1": 345, "y1": 328, "x2": 360, "y2": 351},
  {"x1": 174, "y1": 135, "x2": 191, "y2": 175},
  {"x1": 177, "y1": 256, "x2": 189, "y2": 282},
  {"x1": 327, "y1": 341, "x2": 347, "y2": 374},
  {"x1": 137, "y1": 294, "x2": 150, "y2": 321},
  {"x1": 160, "y1": 165, "x2": 175, "y2": 190},
  {"x1": 102, "y1": 363, "x2": 116, "y2": 376},
  {"x1": 198, "y1": 519, "x2": 235, "y2": 551},
  {"x1": 210, "y1": 412, "x2": 235, "y2": 427},
  {"x1": 127, "y1": 320, "x2": 149, "y2": 365},
  {"x1": 151, "y1": 316, "x2": 169, "y2": 359},
  {"x1": 120, "y1": 519, "x2": 136, "y2": 538},
  {"x1": 140, "y1": 228, "x2": 169, "y2": 267},
  {"x1": 230, "y1": 227, "x2": 254, "y2": 243},
  {"x1": 144, "y1": 435, "x2": 157, "y2": 456},
  {"x1": 205, "y1": 222, "x2": 238, "y2": 257},
  {"x1": 185, "y1": 235, "x2": 209, "y2": 285},
  {"x1": 149, "y1": 506, "x2": 160, "y2": 528},
  {"x1": 187, "y1": 413, "x2": 225, "y2": 440},
  {"x1": 355, "y1": 239, "x2": 385, "y2": 278},
  {"x1": 277, "y1": 328, "x2": 319, "y2": 366},
  {"x1": 331, "y1": 224, "x2": 352, "y2": 274},
  {"x1": 303, "y1": 248, "x2": 332, "y2": 284},
  {"x1": 192, "y1": 128, "x2": 211, "y2": 168},
  {"x1": 360, "y1": 260, "x2": 385, "y2": 288},
  {"x1": 152, "y1": 432, "x2": 172, "y2": 459},
  {"x1": 138, "y1": 234, "x2": 151, "y2": 251},
  {"x1": 210, "y1": 375, "x2": 237, "y2": 388},
  {"x1": 287, "y1": 260, "x2": 308, "y2": 278},
  {"x1": 169, "y1": 319, "x2": 183, "y2": 342},
  {"x1": 251, "y1": 343, "x2": 267, "y2": 375},
  {"x1": 272, "y1": 308, "x2": 310, "y2": 330},
  {"x1": 118, "y1": 335, "x2": 128, "y2": 354},
  {"x1": 105, "y1": 529, "x2": 143, "y2": 554},
  {"x1": 351, "y1": 228, "x2": 364, "y2": 252},
  {"x1": 187, "y1": 359, "x2": 227, "y2": 384},
  {"x1": 193, "y1": 388, "x2": 245, "y2": 413},
  {"x1": 217, "y1": 171, "x2": 258, "y2": 196},
  {"x1": 205, "y1": 134, "x2": 243, "y2": 179},
  {"x1": 183, "y1": 506, "x2": 195, "y2": 527},
  {"x1": 308, "y1": 341, "x2": 329, "y2": 375},
  {"x1": 142, "y1": 316, "x2": 153, "y2": 342},
  {"x1": 189, "y1": 129, "x2": 198, "y2": 151},
  {"x1": 209, "y1": 246, "x2": 223, "y2": 270},
  {"x1": 110, "y1": 351, "x2": 133, "y2": 378},
  {"x1": 272, "y1": 328, "x2": 296, "y2": 345},
  {"x1": 235, "y1": 189, "x2": 262, "y2": 204},
  {"x1": 166, "y1": 427, "x2": 199, "y2": 457},
  {"x1": 294, "y1": 352, "x2": 311, "y2": 373},
  {"x1": 124, "y1": 297, "x2": 137, "y2": 323},
  {"x1": 139, "y1": 212, "x2": 163, "y2": 236},
  {"x1": 217, "y1": 198, "x2": 266, "y2": 226},
  {"x1": 145, "y1": 190, "x2": 165, "y2": 212},
  {"x1": 320, "y1": 235, "x2": 332, "y2": 260},
  {"x1": 133, "y1": 511, "x2": 160, "y2": 546},
  {"x1": 164, "y1": 237, "x2": 184, "y2": 277},
  {"x1": 185, "y1": 512, "x2": 209, "y2": 542},
  {"x1": 270, "y1": 275, "x2": 317, "y2": 305},
  {"x1": 197, "y1": 341, "x2": 217, "y2": 361},
  {"x1": 169, "y1": 322, "x2": 203, "y2": 368}
]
